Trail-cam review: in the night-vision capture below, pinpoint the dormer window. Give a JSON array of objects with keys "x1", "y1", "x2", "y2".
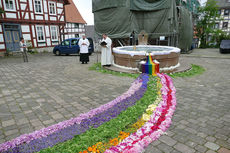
[{"x1": 4, "y1": 0, "x2": 16, "y2": 11}]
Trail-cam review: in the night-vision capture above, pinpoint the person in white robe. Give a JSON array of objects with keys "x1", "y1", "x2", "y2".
[
  {"x1": 100, "y1": 34, "x2": 112, "y2": 66},
  {"x1": 78, "y1": 35, "x2": 90, "y2": 64}
]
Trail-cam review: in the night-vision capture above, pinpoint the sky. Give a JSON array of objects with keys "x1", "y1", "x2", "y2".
[
  {"x1": 73, "y1": 0, "x2": 94, "y2": 25},
  {"x1": 73, "y1": 0, "x2": 207, "y2": 25}
]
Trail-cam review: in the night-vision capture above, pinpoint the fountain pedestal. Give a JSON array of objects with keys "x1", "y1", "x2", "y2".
[{"x1": 113, "y1": 45, "x2": 181, "y2": 73}]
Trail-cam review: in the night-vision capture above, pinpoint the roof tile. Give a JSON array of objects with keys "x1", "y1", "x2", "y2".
[{"x1": 65, "y1": 0, "x2": 87, "y2": 24}]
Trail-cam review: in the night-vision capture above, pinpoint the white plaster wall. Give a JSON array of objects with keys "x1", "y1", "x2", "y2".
[
  {"x1": 44, "y1": 0, "x2": 47, "y2": 13},
  {"x1": 0, "y1": 44, "x2": 5, "y2": 49},
  {"x1": 29, "y1": 0, "x2": 33, "y2": 11},
  {"x1": 45, "y1": 26, "x2": 50, "y2": 37},
  {"x1": 45, "y1": 14, "x2": 48, "y2": 20},
  {"x1": 52, "y1": 42, "x2": 58, "y2": 45},
  {"x1": 20, "y1": 3, "x2": 27, "y2": 10},
  {"x1": 50, "y1": 16, "x2": 56, "y2": 21},
  {"x1": 33, "y1": 39, "x2": 37, "y2": 47},
  {"x1": 25, "y1": 13, "x2": 29, "y2": 19},
  {"x1": 47, "y1": 38, "x2": 51, "y2": 46},
  {"x1": 60, "y1": 16, "x2": 64, "y2": 21},
  {"x1": 23, "y1": 34, "x2": 31, "y2": 40},
  {"x1": 38, "y1": 43, "x2": 46, "y2": 47},
  {"x1": 35, "y1": 15, "x2": 44, "y2": 20},
  {"x1": 18, "y1": 12, "x2": 20, "y2": 19},
  {"x1": 57, "y1": 3, "x2": 63, "y2": 8},
  {"x1": 31, "y1": 13, "x2": 34, "y2": 20},
  {"x1": 0, "y1": 34, "x2": 4, "y2": 42},
  {"x1": 15, "y1": 0, "x2": 19, "y2": 11},
  {"x1": 32, "y1": 26, "x2": 35, "y2": 38},
  {"x1": 57, "y1": 8, "x2": 62, "y2": 14},
  {"x1": 5, "y1": 13, "x2": 17, "y2": 18},
  {"x1": 21, "y1": 25, "x2": 30, "y2": 32}
]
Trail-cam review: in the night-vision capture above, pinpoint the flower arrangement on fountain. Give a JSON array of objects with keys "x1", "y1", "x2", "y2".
[
  {"x1": 140, "y1": 52, "x2": 160, "y2": 76},
  {"x1": 0, "y1": 56, "x2": 176, "y2": 153}
]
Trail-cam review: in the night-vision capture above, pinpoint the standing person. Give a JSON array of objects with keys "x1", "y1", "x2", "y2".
[
  {"x1": 78, "y1": 35, "x2": 90, "y2": 64},
  {"x1": 100, "y1": 34, "x2": 112, "y2": 66},
  {"x1": 20, "y1": 37, "x2": 28, "y2": 62}
]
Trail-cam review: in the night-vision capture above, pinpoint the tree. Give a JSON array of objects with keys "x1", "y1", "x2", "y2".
[{"x1": 196, "y1": 0, "x2": 222, "y2": 48}]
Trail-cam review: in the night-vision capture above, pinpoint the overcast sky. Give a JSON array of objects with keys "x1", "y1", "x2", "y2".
[
  {"x1": 73, "y1": 0, "x2": 94, "y2": 25},
  {"x1": 73, "y1": 0, "x2": 207, "y2": 25}
]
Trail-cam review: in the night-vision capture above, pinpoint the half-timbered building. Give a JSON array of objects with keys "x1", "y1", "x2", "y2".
[
  {"x1": 0, "y1": 0, "x2": 69, "y2": 53},
  {"x1": 64, "y1": 0, "x2": 86, "y2": 39}
]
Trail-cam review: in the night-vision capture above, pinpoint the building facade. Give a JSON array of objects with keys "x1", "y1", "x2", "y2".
[
  {"x1": 0, "y1": 0, "x2": 69, "y2": 53},
  {"x1": 64, "y1": 0, "x2": 86, "y2": 39},
  {"x1": 216, "y1": 0, "x2": 230, "y2": 34}
]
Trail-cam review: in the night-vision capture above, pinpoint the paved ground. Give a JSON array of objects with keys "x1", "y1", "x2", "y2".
[
  {"x1": 145, "y1": 49, "x2": 230, "y2": 153},
  {"x1": 0, "y1": 53, "x2": 134, "y2": 143},
  {"x1": 0, "y1": 49, "x2": 230, "y2": 153}
]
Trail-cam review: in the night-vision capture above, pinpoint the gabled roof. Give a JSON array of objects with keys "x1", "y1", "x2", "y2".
[{"x1": 65, "y1": 0, "x2": 87, "y2": 24}]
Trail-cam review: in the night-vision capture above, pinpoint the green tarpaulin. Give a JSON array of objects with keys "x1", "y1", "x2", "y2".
[
  {"x1": 178, "y1": 7, "x2": 193, "y2": 51},
  {"x1": 130, "y1": 0, "x2": 171, "y2": 11},
  {"x1": 93, "y1": 0, "x2": 193, "y2": 51}
]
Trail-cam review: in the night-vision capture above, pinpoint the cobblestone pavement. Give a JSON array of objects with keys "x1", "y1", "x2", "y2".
[
  {"x1": 0, "y1": 49, "x2": 230, "y2": 153},
  {"x1": 0, "y1": 53, "x2": 134, "y2": 143},
  {"x1": 145, "y1": 49, "x2": 230, "y2": 153}
]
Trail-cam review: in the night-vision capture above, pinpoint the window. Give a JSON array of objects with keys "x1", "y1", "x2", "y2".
[
  {"x1": 61, "y1": 40, "x2": 70, "y2": 46},
  {"x1": 224, "y1": 9, "x2": 229, "y2": 16},
  {"x1": 4, "y1": 0, "x2": 15, "y2": 11},
  {"x1": 71, "y1": 39, "x2": 78, "y2": 45},
  {"x1": 36, "y1": 26, "x2": 45, "y2": 42},
  {"x1": 49, "y1": 2, "x2": 56, "y2": 15},
  {"x1": 50, "y1": 26, "x2": 58, "y2": 41},
  {"x1": 34, "y1": 0, "x2": 43, "y2": 14},
  {"x1": 75, "y1": 34, "x2": 79, "y2": 38},
  {"x1": 218, "y1": 10, "x2": 221, "y2": 15},
  {"x1": 223, "y1": 22, "x2": 228, "y2": 29},
  {"x1": 74, "y1": 23, "x2": 79, "y2": 28},
  {"x1": 215, "y1": 23, "x2": 219, "y2": 29}
]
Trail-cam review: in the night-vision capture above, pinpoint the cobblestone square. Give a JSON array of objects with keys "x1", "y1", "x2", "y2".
[{"x1": 0, "y1": 49, "x2": 230, "y2": 152}]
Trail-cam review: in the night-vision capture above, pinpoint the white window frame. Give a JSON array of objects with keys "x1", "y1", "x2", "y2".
[
  {"x1": 50, "y1": 26, "x2": 58, "y2": 41},
  {"x1": 48, "y1": 1, "x2": 56, "y2": 15},
  {"x1": 36, "y1": 25, "x2": 45, "y2": 42},
  {"x1": 34, "y1": 0, "x2": 43, "y2": 14},
  {"x1": 3, "y1": 0, "x2": 16, "y2": 11}
]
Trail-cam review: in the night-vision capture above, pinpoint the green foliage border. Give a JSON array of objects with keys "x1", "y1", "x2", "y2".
[{"x1": 89, "y1": 63, "x2": 205, "y2": 78}]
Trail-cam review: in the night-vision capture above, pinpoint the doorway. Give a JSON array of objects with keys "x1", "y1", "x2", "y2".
[{"x1": 3, "y1": 23, "x2": 21, "y2": 52}]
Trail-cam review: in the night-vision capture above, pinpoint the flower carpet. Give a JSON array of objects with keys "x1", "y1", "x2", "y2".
[{"x1": 0, "y1": 73, "x2": 176, "y2": 153}]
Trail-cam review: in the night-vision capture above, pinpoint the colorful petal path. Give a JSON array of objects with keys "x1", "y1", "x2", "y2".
[{"x1": 0, "y1": 73, "x2": 176, "y2": 153}]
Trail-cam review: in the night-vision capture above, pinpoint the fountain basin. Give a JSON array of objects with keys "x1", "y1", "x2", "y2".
[{"x1": 113, "y1": 45, "x2": 181, "y2": 73}]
